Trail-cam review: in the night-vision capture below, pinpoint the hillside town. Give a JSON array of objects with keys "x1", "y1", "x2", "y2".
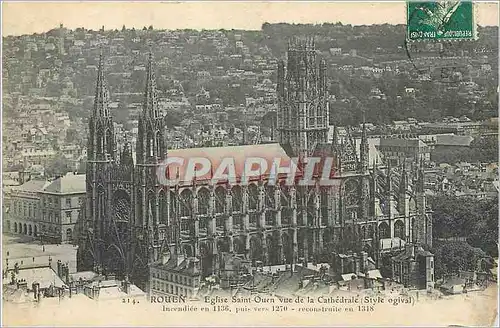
[{"x1": 2, "y1": 23, "x2": 498, "y2": 307}]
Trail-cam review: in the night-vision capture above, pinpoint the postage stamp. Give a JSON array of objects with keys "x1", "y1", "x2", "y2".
[
  {"x1": 2, "y1": 1, "x2": 498, "y2": 327},
  {"x1": 407, "y1": 1, "x2": 476, "y2": 41}
]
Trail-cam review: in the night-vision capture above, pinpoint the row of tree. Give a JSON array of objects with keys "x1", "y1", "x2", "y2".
[
  {"x1": 431, "y1": 135, "x2": 499, "y2": 164},
  {"x1": 430, "y1": 195, "x2": 498, "y2": 257}
]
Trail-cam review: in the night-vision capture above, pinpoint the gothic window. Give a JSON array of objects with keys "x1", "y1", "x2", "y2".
[
  {"x1": 231, "y1": 186, "x2": 242, "y2": 213},
  {"x1": 66, "y1": 228, "x2": 73, "y2": 243},
  {"x1": 197, "y1": 188, "x2": 210, "y2": 215},
  {"x1": 394, "y1": 220, "x2": 405, "y2": 240},
  {"x1": 136, "y1": 190, "x2": 144, "y2": 226},
  {"x1": 343, "y1": 179, "x2": 359, "y2": 221},
  {"x1": 248, "y1": 184, "x2": 258, "y2": 211},
  {"x1": 159, "y1": 189, "x2": 168, "y2": 225},
  {"x1": 148, "y1": 191, "x2": 157, "y2": 226},
  {"x1": 214, "y1": 186, "x2": 225, "y2": 214},
  {"x1": 180, "y1": 218, "x2": 190, "y2": 233},
  {"x1": 98, "y1": 187, "x2": 105, "y2": 221},
  {"x1": 179, "y1": 189, "x2": 193, "y2": 217},
  {"x1": 113, "y1": 190, "x2": 131, "y2": 223},
  {"x1": 169, "y1": 191, "x2": 177, "y2": 222},
  {"x1": 306, "y1": 189, "x2": 315, "y2": 226},
  {"x1": 106, "y1": 129, "x2": 112, "y2": 155},
  {"x1": 149, "y1": 138, "x2": 154, "y2": 157},
  {"x1": 265, "y1": 184, "x2": 275, "y2": 208},
  {"x1": 281, "y1": 188, "x2": 292, "y2": 226},
  {"x1": 320, "y1": 188, "x2": 329, "y2": 226},
  {"x1": 155, "y1": 130, "x2": 161, "y2": 157},
  {"x1": 378, "y1": 222, "x2": 390, "y2": 239}
]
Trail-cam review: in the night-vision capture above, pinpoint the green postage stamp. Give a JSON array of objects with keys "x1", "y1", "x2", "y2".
[{"x1": 407, "y1": 1, "x2": 476, "y2": 41}]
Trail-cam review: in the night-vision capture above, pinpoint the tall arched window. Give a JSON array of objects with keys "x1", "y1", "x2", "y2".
[{"x1": 66, "y1": 228, "x2": 73, "y2": 243}]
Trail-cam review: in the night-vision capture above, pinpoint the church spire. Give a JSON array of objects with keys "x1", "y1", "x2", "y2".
[
  {"x1": 88, "y1": 49, "x2": 115, "y2": 162},
  {"x1": 400, "y1": 160, "x2": 408, "y2": 194},
  {"x1": 416, "y1": 158, "x2": 425, "y2": 193},
  {"x1": 359, "y1": 119, "x2": 369, "y2": 173},
  {"x1": 143, "y1": 52, "x2": 160, "y2": 120},
  {"x1": 93, "y1": 51, "x2": 110, "y2": 118},
  {"x1": 386, "y1": 159, "x2": 393, "y2": 193},
  {"x1": 136, "y1": 52, "x2": 166, "y2": 165}
]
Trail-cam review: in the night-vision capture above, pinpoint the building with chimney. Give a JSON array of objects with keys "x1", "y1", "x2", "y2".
[{"x1": 149, "y1": 253, "x2": 202, "y2": 299}]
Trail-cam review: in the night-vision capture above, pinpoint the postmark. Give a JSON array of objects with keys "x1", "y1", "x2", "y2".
[{"x1": 407, "y1": 1, "x2": 476, "y2": 41}]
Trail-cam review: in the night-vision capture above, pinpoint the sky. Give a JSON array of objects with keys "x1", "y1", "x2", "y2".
[{"x1": 2, "y1": 1, "x2": 499, "y2": 36}]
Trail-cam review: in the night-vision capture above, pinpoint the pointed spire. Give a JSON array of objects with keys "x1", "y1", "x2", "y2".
[
  {"x1": 400, "y1": 160, "x2": 408, "y2": 193},
  {"x1": 359, "y1": 117, "x2": 369, "y2": 173},
  {"x1": 332, "y1": 125, "x2": 339, "y2": 147},
  {"x1": 93, "y1": 50, "x2": 110, "y2": 118},
  {"x1": 417, "y1": 158, "x2": 425, "y2": 192},
  {"x1": 143, "y1": 51, "x2": 159, "y2": 119},
  {"x1": 387, "y1": 159, "x2": 393, "y2": 192}
]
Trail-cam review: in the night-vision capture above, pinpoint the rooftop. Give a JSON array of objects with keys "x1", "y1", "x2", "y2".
[
  {"x1": 11, "y1": 179, "x2": 50, "y2": 193},
  {"x1": 42, "y1": 173, "x2": 86, "y2": 194},
  {"x1": 5, "y1": 266, "x2": 66, "y2": 290},
  {"x1": 166, "y1": 143, "x2": 295, "y2": 184}
]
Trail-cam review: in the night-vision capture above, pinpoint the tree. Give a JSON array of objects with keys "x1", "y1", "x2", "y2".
[
  {"x1": 431, "y1": 241, "x2": 493, "y2": 279},
  {"x1": 45, "y1": 155, "x2": 71, "y2": 178},
  {"x1": 65, "y1": 128, "x2": 78, "y2": 144},
  {"x1": 430, "y1": 195, "x2": 499, "y2": 257}
]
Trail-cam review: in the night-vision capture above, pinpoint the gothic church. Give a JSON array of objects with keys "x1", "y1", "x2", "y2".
[{"x1": 77, "y1": 40, "x2": 433, "y2": 291}]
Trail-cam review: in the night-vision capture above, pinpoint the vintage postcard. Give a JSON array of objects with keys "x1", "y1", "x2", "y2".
[{"x1": 2, "y1": 1, "x2": 499, "y2": 327}]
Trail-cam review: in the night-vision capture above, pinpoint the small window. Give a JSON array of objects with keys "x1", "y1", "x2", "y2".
[{"x1": 66, "y1": 198, "x2": 72, "y2": 208}]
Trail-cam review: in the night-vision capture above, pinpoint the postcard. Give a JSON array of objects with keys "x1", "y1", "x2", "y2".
[{"x1": 2, "y1": 1, "x2": 498, "y2": 326}]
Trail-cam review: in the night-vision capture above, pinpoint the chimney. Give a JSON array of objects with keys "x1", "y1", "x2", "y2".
[
  {"x1": 17, "y1": 279, "x2": 28, "y2": 290},
  {"x1": 32, "y1": 282, "x2": 40, "y2": 301},
  {"x1": 123, "y1": 276, "x2": 130, "y2": 294},
  {"x1": 65, "y1": 264, "x2": 70, "y2": 284}
]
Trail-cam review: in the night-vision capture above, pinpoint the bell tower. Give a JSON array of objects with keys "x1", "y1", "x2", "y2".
[
  {"x1": 277, "y1": 37, "x2": 329, "y2": 158},
  {"x1": 85, "y1": 52, "x2": 116, "y2": 273}
]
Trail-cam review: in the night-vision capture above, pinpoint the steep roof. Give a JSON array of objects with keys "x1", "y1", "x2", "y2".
[
  {"x1": 10, "y1": 266, "x2": 66, "y2": 289},
  {"x1": 11, "y1": 180, "x2": 50, "y2": 193},
  {"x1": 435, "y1": 135, "x2": 473, "y2": 147},
  {"x1": 166, "y1": 143, "x2": 297, "y2": 184},
  {"x1": 42, "y1": 173, "x2": 86, "y2": 194},
  {"x1": 379, "y1": 137, "x2": 427, "y2": 148}
]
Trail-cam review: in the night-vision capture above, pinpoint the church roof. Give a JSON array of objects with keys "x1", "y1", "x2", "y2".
[{"x1": 166, "y1": 143, "x2": 298, "y2": 184}]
